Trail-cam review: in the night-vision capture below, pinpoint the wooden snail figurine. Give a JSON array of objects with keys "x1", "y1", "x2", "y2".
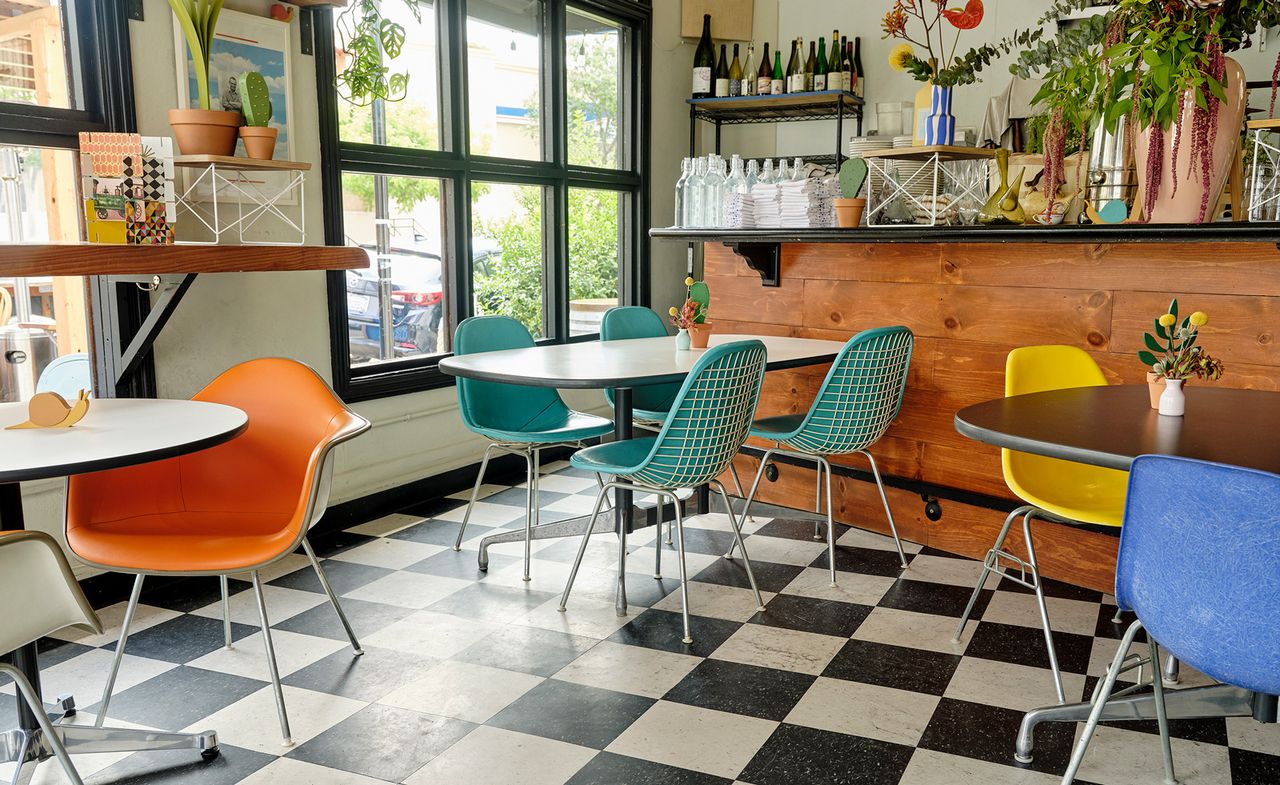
[{"x1": 5, "y1": 390, "x2": 91, "y2": 430}]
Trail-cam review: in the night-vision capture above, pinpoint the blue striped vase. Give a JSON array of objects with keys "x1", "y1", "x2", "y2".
[{"x1": 923, "y1": 85, "x2": 956, "y2": 146}]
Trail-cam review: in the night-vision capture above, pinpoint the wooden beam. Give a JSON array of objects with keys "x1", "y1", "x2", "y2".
[{"x1": 0, "y1": 245, "x2": 369, "y2": 277}]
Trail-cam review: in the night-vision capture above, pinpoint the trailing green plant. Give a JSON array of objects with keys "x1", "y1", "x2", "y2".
[
  {"x1": 335, "y1": 0, "x2": 429, "y2": 105},
  {"x1": 239, "y1": 71, "x2": 272, "y2": 127},
  {"x1": 1137, "y1": 298, "x2": 1224, "y2": 381},
  {"x1": 168, "y1": 0, "x2": 224, "y2": 111}
]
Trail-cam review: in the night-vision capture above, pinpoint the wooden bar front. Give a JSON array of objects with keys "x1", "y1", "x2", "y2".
[{"x1": 704, "y1": 239, "x2": 1280, "y2": 593}]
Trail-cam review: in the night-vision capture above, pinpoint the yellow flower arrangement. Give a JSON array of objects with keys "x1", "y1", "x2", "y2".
[
  {"x1": 684, "y1": 276, "x2": 695, "y2": 287},
  {"x1": 1158, "y1": 313, "x2": 1177, "y2": 327},
  {"x1": 1139, "y1": 299, "x2": 1223, "y2": 382},
  {"x1": 889, "y1": 43, "x2": 916, "y2": 73},
  {"x1": 1189, "y1": 311, "x2": 1208, "y2": 327},
  {"x1": 668, "y1": 306, "x2": 678, "y2": 317}
]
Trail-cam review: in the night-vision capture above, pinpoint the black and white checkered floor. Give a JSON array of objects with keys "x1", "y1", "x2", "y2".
[{"x1": 4, "y1": 461, "x2": 1278, "y2": 784}]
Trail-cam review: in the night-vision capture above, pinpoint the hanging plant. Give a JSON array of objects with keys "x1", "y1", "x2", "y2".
[{"x1": 335, "y1": 0, "x2": 429, "y2": 106}]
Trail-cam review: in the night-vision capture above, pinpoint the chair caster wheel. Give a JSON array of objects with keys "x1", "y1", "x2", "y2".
[
  {"x1": 1013, "y1": 752, "x2": 1033, "y2": 765},
  {"x1": 201, "y1": 747, "x2": 221, "y2": 762}
]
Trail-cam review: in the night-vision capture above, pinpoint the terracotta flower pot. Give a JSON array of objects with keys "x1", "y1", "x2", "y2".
[
  {"x1": 1146, "y1": 371, "x2": 1164, "y2": 409},
  {"x1": 689, "y1": 321, "x2": 713, "y2": 349},
  {"x1": 833, "y1": 197, "x2": 865, "y2": 228},
  {"x1": 168, "y1": 108, "x2": 241, "y2": 156},
  {"x1": 239, "y1": 126, "x2": 278, "y2": 160},
  {"x1": 1133, "y1": 58, "x2": 1246, "y2": 223}
]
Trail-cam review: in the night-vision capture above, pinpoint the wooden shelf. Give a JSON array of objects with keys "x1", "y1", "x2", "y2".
[
  {"x1": 687, "y1": 91, "x2": 864, "y2": 125},
  {"x1": 173, "y1": 155, "x2": 312, "y2": 172},
  {"x1": 860, "y1": 145, "x2": 997, "y2": 162},
  {"x1": 0, "y1": 244, "x2": 368, "y2": 278}
]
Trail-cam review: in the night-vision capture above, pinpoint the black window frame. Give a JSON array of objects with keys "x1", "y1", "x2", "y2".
[{"x1": 317, "y1": 0, "x2": 652, "y2": 403}]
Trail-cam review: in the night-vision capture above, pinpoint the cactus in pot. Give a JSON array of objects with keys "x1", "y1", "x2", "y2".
[
  {"x1": 833, "y1": 157, "x2": 868, "y2": 228},
  {"x1": 237, "y1": 72, "x2": 278, "y2": 160}
]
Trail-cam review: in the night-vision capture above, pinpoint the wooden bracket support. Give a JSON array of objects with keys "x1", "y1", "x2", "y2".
[{"x1": 726, "y1": 242, "x2": 781, "y2": 287}]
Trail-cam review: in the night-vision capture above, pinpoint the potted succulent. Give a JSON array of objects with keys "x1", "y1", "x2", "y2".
[
  {"x1": 833, "y1": 158, "x2": 868, "y2": 228},
  {"x1": 237, "y1": 72, "x2": 276, "y2": 160},
  {"x1": 668, "y1": 277, "x2": 712, "y2": 350},
  {"x1": 1137, "y1": 298, "x2": 1224, "y2": 415},
  {"x1": 167, "y1": 0, "x2": 240, "y2": 156}
]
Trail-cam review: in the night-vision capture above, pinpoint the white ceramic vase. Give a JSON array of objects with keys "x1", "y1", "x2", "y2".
[
  {"x1": 676, "y1": 328, "x2": 691, "y2": 351},
  {"x1": 1158, "y1": 378, "x2": 1186, "y2": 417}
]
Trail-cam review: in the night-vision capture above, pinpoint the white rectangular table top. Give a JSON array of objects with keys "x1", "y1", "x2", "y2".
[{"x1": 438, "y1": 334, "x2": 844, "y2": 389}]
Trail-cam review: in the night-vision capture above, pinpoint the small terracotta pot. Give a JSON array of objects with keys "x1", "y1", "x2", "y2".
[
  {"x1": 689, "y1": 321, "x2": 713, "y2": 349},
  {"x1": 168, "y1": 108, "x2": 241, "y2": 156},
  {"x1": 1145, "y1": 372, "x2": 1163, "y2": 409},
  {"x1": 833, "y1": 197, "x2": 866, "y2": 228},
  {"x1": 239, "y1": 126, "x2": 278, "y2": 160}
]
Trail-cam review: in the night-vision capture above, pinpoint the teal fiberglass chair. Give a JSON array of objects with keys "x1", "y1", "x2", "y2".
[
  {"x1": 451, "y1": 316, "x2": 614, "y2": 581},
  {"x1": 730, "y1": 326, "x2": 914, "y2": 587},
  {"x1": 559, "y1": 340, "x2": 769, "y2": 644}
]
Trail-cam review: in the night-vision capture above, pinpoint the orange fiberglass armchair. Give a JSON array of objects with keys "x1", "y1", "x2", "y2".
[{"x1": 65, "y1": 358, "x2": 369, "y2": 748}]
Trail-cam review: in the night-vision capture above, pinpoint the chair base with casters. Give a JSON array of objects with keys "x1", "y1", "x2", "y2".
[{"x1": 730, "y1": 445, "x2": 908, "y2": 587}]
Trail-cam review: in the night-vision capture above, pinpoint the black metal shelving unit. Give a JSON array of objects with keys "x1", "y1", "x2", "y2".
[{"x1": 687, "y1": 91, "x2": 864, "y2": 162}]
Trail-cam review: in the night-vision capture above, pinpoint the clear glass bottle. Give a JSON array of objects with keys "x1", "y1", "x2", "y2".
[
  {"x1": 674, "y1": 157, "x2": 692, "y2": 227},
  {"x1": 685, "y1": 157, "x2": 707, "y2": 228},
  {"x1": 760, "y1": 159, "x2": 775, "y2": 185},
  {"x1": 776, "y1": 158, "x2": 790, "y2": 183},
  {"x1": 745, "y1": 159, "x2": 760, "y2": 189},
  {"x1": 702, "y1": 156, "x2": 726, "y2": 227},
  {"x1": 727, "y1": 155, "x2": 748, "y2": 194},
  {"x1": 791, "y1": 157, "x2": 806, "y2": 180}
]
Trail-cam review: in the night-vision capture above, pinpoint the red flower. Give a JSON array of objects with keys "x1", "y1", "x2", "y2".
[{"x1": 940, "y1": 0, "x2": 984, "y2": 30}]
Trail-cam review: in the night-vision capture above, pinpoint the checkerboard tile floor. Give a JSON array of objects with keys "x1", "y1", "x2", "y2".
[{"x1": 4, "y1": 461, "x2": 1278, "y2": 784}]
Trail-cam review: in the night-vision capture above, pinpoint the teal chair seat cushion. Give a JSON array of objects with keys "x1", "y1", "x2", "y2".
[
  {"x1": 749, "y1": 413, "x2": 806, "y2": 443},
  {"x1": 477, "y1": 410, "x2": 614, "y2": 444},
  {"x1": 632, "y1": 406, "x2": 672, "y2": 425},
  {"x1": 570, "y1": 437, "x2": 658, "y2": 477}
]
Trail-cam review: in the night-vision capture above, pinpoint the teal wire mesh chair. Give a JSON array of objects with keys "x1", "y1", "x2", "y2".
[
  {"x1": 452, "y1": 315, "x2": 613, "y2": 581},
  {"x1": 731, "y1": 326, "x2": 915, "y2": 587},
  {"x1": 560, "y1": 340, "x2": 769, "y2": 644}
]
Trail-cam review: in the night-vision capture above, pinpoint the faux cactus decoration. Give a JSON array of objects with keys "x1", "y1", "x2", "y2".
[
  {"x1": 839, "y1": 158, "x2": 868, "y2": 199},
  {"x1": 240, "y1": 71, "x2": 273, "y2": 127},
  {"x1": 689, "y1": 280, "x2": 710, "y2": 324}
]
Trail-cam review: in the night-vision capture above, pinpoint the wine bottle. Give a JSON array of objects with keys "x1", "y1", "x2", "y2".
[
  {"x1": 804, "y1": 40, "x2": 816, "y2": 92},
  {"x1": 714, "y1": 43, "x2": 730, "y2": 97},
  {"x1": 814, "y1": 37, "x2": 827, "y2": 91},
  {"x1": 771, "y1": 48, "x2": 784, "y2": 94},
  {"x1": 691, "y1": 14, "x2": 713, "y2": 98},
  {"x1": 839, "y1": 37, "x2": 852, "y2": 93},
  {"x1": 853, "y1": 37, "x2": 865, "y2": 99},
  {"x1": 742, "y1": 44, "x2": 756, "y2": 96},
  {"x1": 786, "y1": 38, "x2": 801, "y2": 94},
  {"x1": 728, "y1": 43, "x2": 743, "y2": 97},
  {"x1": 829, "y1": 30, "x2": 840, "y2": 89},
  {"x1": 756, "y1": 42, "x2": 772, "y2": 95}
]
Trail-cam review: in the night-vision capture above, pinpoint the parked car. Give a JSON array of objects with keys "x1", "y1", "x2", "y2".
[{"x1": 347, "y1": 244, "x2": 444, "y2": 363}]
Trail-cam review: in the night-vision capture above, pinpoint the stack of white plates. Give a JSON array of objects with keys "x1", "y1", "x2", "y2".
[
  {"x1": 892, "y1": 135, "x2": 914, "y2": 148},
  {"x1": 847, "y1": 136, "x2": 881, "y2": 158}
]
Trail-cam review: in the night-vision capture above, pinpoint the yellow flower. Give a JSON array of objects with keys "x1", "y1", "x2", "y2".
[
  {"x1": 1189, "y1": 311, "x2": 1208, "y2": 327},
  {"x1": 684, "y1": 277, "x2": 695, "y2": 287},
  {"x1": 668, "y1": 306, "x2": 678, "y2": 317},
  {"x1": 889, "y1": 43, "x2": 915, "y2": 73},
  {"x1": 1158, "y1": 313, "x2": 1177, "y2": 327}
]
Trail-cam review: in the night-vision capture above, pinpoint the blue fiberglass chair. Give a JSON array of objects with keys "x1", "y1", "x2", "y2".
[
  {"x1": 1060, "y1": 455, "x2": 1280, "y2": 785},
  {"x1": 729, "y1": 327, "x2": 914, "y2": 587},
  {"x1": 451, "y1": 316, "x2": 614, "y2": 581},
  {"x1": 559, "y1": 340, "x2": 769, "y2": 644}
]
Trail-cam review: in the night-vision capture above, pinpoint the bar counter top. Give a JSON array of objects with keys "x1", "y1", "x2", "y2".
[{"x1": 651, "y1": 222, "x2": 1280, "y2": 245}]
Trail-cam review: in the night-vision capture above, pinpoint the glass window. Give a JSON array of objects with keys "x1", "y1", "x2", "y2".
[
  {"x1": 470, "y1": 181, "x2": 545, "y2": 338},
  {"x1": 467, "y1": 0, "x2": 542, "y2": 160},
  {"x1": 565, "y1": 8, "x2": 624, "y2": 169},
  {"x1": 334, "y1": 1, "x2": 440, "y2": 149},
  {"x1": 341, "y1": 171, "x2": 449, "y2": 366},
  {"x1": 0, "y1": 0, "x2": 80, "y2": 110},
  {"x1": 568, "y1": 187, "x2": 620, "y2": 336},
  {"x1": 0, "y1": 146, "x2": 89, "y2": 402}
]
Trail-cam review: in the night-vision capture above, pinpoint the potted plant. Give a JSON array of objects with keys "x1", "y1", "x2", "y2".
[
  {"x1": 833, "y1": 158, "x2": 868, "y2": 228},
  {"x1": 668, "y1": 277, "x2": 712, "y2": 350},
  {"x1": 167, "y1": 0, "x2": 240, "y2": 156},
  {"x1": 237, "y1": 72, "x2": 276, "y2": 160},
  {"x1": 335, "y1": 0, "x2": 428, "y2": 105},
  {"x1": 1137, "y1": 298, "x2": 1224, "y2": 415}
]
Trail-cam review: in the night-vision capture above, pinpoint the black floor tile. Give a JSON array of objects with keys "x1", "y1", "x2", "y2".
[
  {"x1": 670, "y1": 527, "x2": 738, "y2": 557},
  {"x1": 751, "y1": 593, "x2": 872, "y2": 637},
  {"x1": 452, "y1": 626, "x2": 596, "y2": 677},
  {"x1": 1093, "y1": 606, "x2": 1149, "y2": 642},
  {"x1": 283, "y1": 645, "x2": 432, "y2": 702},
  {"x1": 86, "y1": 744, "x2": 273, "y2": 785},
  {"x1": 566, "y1": 751, "x2": 732, "y2": 785},
  {"x1": 998, "y1": 573, "x2": 1104, "y2": 603},
  {"x1": 692, "y1": 556, "x2": 803, "y2": 594},
  {"x1": 288, "y1": 703, "x2": 474, "y2": 782},
  {"x1": 1230, "y1": 747, "x2": 1280, "y2": 785},
  {"x1": 89, "y1": 665, "x2": 264, "y2": 730},
  {"x1": 813, "y1": 546, "x2": 909, "y2": 578},
  {"x1": 608, "y1": 609, "x2": 743, "y2": 658},
  {"x1": 139, "y1": 576, "x2": 252, "y2": 614},
  {"x1": 663, "y1": 659, "x2": 815, "y2": 722},
  {"x1": 103, "y1": 615, "x2": 257, "y2": 663},
  {"x1": 878, "y1": 580, "x2": 992, "y2": 620},
  {"x1": 407, "y1": 547, "x2": 518, "y2": 580},
  {"x1": 739, "y1": 723, "x2": 915, "y2": 785},
  {"x1": 964, "y1": 620, "x2": 1094, "y2": 675},
  {"x1": 488, "y1": 678, "x2": 654, "y2": 749},
  {"x1": 918, "y1": 697, "x2": 1076, "y2": 776},
  {"x1": 483, "y1": 486, "x2": 570, "y2": 508},
  {"x1": 272, "y1": 596, "x2": 416, "y2": 642},
  {"x1": 425, "y1": 582, "x2": 558, "y2": 621},
  {"x1": 267, "y1": 559, "x2": 392, "y2": 595},
  {"x1": 753, "y1": 518, "x2": 849, "y2": 542},
  {"x1": 391, "y1": 519, "x2": 495, "y2": 546},
  {"x1": 822, "y1": 639, "x2": 962, "y2": 697},
  {"x1": 305, "y1": 530, "x2": 376, "y2": 558}
]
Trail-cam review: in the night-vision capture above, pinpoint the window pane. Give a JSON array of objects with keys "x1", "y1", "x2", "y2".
[
  {"x1": 471, "y1": 182, "x2": 544, "y2": 338},
  {"x1": 0, "y1": 1, "x2": 80, "y2": 110},
  {"x1": 565, "y1": 8, "x2": 623, "y2": 169},
  {"x1": 568, "y1": 188, "x2": 620, "y2": 337},
  {"x1": 0, "y1": 146, "x2": 89, "y2": 402},
  {"x1": 334, "y1": 2, "x2": 440, "y2": 149},
  {"x1": 341, "y1": 172, "x2": 449, "y2": 367},
  {"x1": 467, "y1": 0, "x2": 541, "y2": 160}
]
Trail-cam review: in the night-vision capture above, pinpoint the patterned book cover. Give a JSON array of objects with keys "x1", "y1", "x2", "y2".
[{"x1": 79, "y1": 133, "x2": 176, "y2": 244}]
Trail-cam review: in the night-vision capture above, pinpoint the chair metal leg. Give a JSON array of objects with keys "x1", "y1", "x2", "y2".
[
  {"x1": 1023, "y1": 510, "x2": 1067, "y2": 705},
  {"x1": 654, "y1": 498, "x2": 664, "y2": 580},
  {"x1": 712, "y1": 481, "x2": 765, "y2": 612},
  {"x1": 726, "y1": 449, "x2": 774, "y2": 559},
  {"x1": 671, "y1": 495, "x2": 694, "y2": 645},
  {"x1": 1060, "y1": 620, "x2": 1147, "y2": 784},
  {"x1": 861, "y1": 450, "x2": 909, "y2": 569},
  {"x1": 453, "y1": 442, "x2": 497, "y2": 551},
  {"x1": 819, "y1": 457, "x2": 838, "y2": 585},
  {"x1": 95, "y1": 573, "x2": 144, "y2": 727},
  {"x1": 301, "y1": 538, "x2": 363, "y2": 655},
  {"x1": 615, "y1": 499, "x2": 628, "y2": 617},
  {"x1": 953, "y1": 505, "x2": 1028, "y2": 644},
  {"x1": 1149, "y1": 639, "x2": 1181, "y2": 785},
  {"x1": 3, "y1": 729, "x2": 32, "y2": 785},
  {"x1": 1163, "y1": 653, "x2": 1181, "y2": 686},
  {"x1": 595, "y1": 472, "x2": 613, "y2": 511},
  {"x1": 251, "y1": 572, "x2": 292, "y2": 747},
  {"x1": 1112, "y1": 607, "x2": 1126, "y2": 624},
  {"x1": 219, "y1": 575, "x2": 233, "y2": 649},
  {"x1": 559, "y1": 485, "x2": 610, "y2": 612},
  {"x1": 0, "y1": 665, "x2": 83, "y2": 785},
  {"x1": 522, "y1": 448, "x2": 539, "y2": 582},
  {"x1": 813, "y1": 459, "x2": 824, "y2": 541}
]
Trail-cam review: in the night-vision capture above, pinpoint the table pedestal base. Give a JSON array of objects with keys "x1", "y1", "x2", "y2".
[{"x1": 1, "y1": 722, "x2": 218, "y2": 783}]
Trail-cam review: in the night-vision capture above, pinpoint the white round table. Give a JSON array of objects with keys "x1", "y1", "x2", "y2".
[{"x1": 0, "y1": 398, "x2": 246, "y2": 740}]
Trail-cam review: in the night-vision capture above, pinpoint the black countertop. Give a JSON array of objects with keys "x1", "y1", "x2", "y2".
[{"x1": 650, "y1": 223, "x2": 1280, "y2": 245}]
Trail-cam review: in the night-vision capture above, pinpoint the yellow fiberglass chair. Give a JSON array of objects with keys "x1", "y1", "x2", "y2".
[{"x1": 953, "y1": 345, "x2": 1128, "y2": 704}]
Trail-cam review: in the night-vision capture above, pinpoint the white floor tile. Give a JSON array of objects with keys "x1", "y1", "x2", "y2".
[
  {"x1": 897, "y1": 554, "x2": 1000, "y2": 589},
  {"x1": 852, "y1": 608, "x2": 976, "y2": 655},
  {"x1": 652, "y1": 582, "x2": 772, "y2": 623},
  {"x1": 438, "y1": 501, "x2": 528, "y2": 526},
  {"x1": 553, "y1": 640, "x2": 700, "y2": 698},
  {"x1": 186, "y1": 629, "x2": 348, "y2": 679},
  {"x1": 190, "y1": 584, "x2": 327, "y2": 626},
  {"x1": 405, "y1": 725, "x2": 595, "y2": 785},
  {"x1": 185, "y1": 684, "x2": 366, "y2": 753},
  {"x1": 343, "y1": 570, "x2": 472, "y2": 610},
  {"x1": 515, "y1": 597, "x2": 639, "y2": 639},
  {"x1": 780, "y1": 566, "x2": 896, "y2": 606},
  {"x1": 329, "y1": 538, "x2": 445, "y2": 570},
  {"x1": 236, "y1": 756, "x2": 390, "y2": 784},
  {"x1": 710, "y1": 624, "x2": 845, "y2": 676},
  {"x1": 344, "y1": 513, "x2": 425, "y2": 538},
  {"x1": 47, "y1": 602, "x2": 179, "y2": 647},
  {"x1": 786, "y1": 677, "x2": 940, "y2": 747},
  {"x1": 606, "y1": 701, "x2": 778, "y2": 780},
  {"x1": 979, "y1": 591, "x2": 1102, "y2": 637},
  {"x1": 380, "y1": 660, "x2": 543, "y2": 723},
  {"x1": 1073, "y1": 724, "x2": 1231, "y2": 785},
  {"x1": 898, "y1": 749, "x2": 1062, "y2": 785},
  {"x1": 364, "y1": 610, "x2": 504, "y2": 659},
  {"x1": 944, "y1": 656, "x2": 1087, "y2": 713}
]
